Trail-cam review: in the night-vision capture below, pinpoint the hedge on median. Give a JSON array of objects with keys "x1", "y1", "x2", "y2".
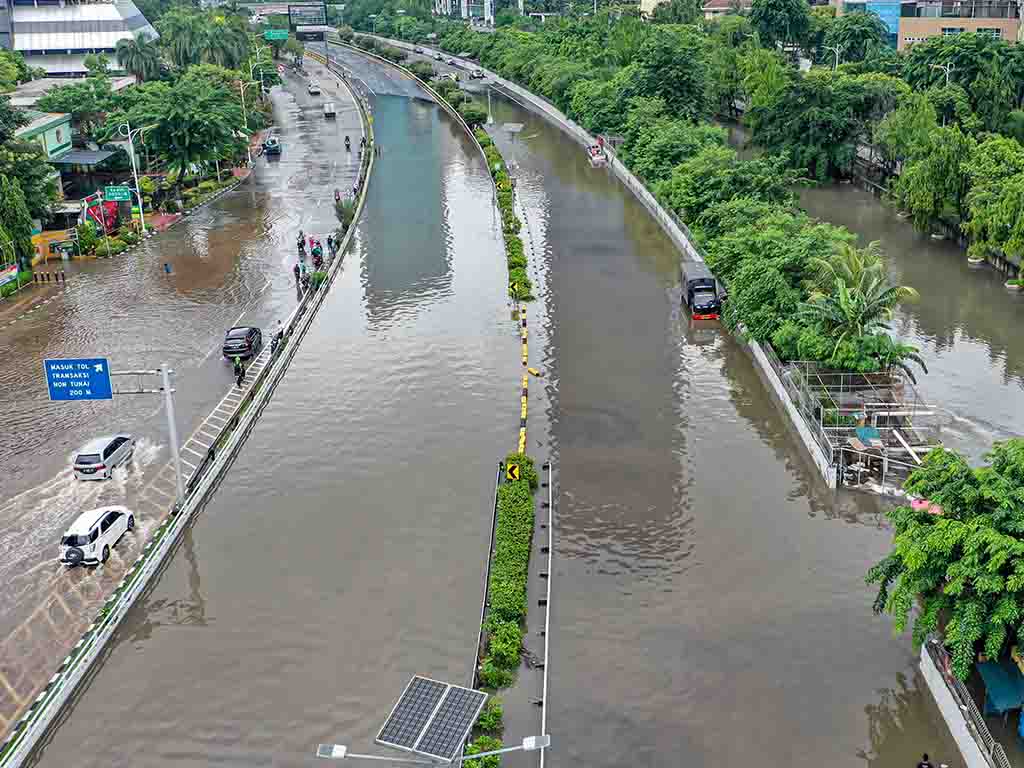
[{"x1": 475, "y1": 127, "x2": 534, "y2": 301}]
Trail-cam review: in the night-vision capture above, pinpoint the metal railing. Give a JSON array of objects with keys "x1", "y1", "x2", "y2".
[{"x1": 925, "y1": 640, "x2": 1012, "y2": 768}]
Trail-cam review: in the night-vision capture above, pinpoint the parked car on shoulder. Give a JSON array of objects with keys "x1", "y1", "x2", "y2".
[
  {"x1": 60, "y1": 506, "x2": 135, "y2": 566},
  {"x1": 223, "y1": 326, "x2": 263, "y2": 359},
  {"x1": 73, "y1": 434, "x2": 135, "y2": 481}
]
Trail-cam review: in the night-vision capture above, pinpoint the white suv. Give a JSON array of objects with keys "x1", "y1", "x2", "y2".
[
  {"x1": 60, "y1": 506, "x2": 135, "y2": 566},
  {"x1": 73, "y1": 434, "x2": 135, "y2": 481}
]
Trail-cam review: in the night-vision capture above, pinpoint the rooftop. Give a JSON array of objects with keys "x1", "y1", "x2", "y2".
[
  {"x1": 14, "y1": 110, "x2": 71, "y2": 137},
  {"x1": 8, "y1": 74, "x2": 135, "y2": 107}
]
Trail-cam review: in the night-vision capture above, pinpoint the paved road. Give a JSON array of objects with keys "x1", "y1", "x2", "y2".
[{"x1": 0, "y1": 63, "x2": 362, "y2": 739}]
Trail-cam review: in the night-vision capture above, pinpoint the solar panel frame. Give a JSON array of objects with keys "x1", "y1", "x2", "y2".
[
  {"x1": 375, "y1": 676, "x2": 448, "y2": 752},
  {"x1": 414, "y1": 685, "x2": 488, "y2": 762}
]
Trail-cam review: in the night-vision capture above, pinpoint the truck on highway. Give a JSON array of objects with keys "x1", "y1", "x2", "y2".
[{"x1": 680, "y1": 260, "x2": 722, "y2": 320}]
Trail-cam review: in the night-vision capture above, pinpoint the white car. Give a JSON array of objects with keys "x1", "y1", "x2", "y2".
[
  {"x1": 60, "y1": 506, "x2": 135, "y2": 566},
  {"x1": 73, "y1": 434, "x2": 135, "y2": 481},
  {"x1": 308, "y1": 81, "x2": 322, "y2": 95}
]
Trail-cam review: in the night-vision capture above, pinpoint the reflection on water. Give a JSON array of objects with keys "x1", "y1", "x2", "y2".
[{"x1": 489, "y1": 94, "x2": 965, "y2": 768}]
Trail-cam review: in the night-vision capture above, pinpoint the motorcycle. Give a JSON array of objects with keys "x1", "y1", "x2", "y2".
[{"x1": 344, "y1": 136, "x2": 351, "y2": 152}]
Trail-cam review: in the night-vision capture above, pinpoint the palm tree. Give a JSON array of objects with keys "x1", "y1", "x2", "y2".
[
  {"x1": 800, "y1": 273, "x2": 917, "y2": 347},
  {"x1": 809, "y1": 240, "x2": 888, "y2": 295},
  {"x1": 116, "y1": 33, "x2": 161, "y2": 82},
  {"x1": 157, "y1": 8, "x2": 204, "y2": 68}
]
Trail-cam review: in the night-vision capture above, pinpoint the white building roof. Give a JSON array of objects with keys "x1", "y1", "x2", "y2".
[{"x1": 12, "y1": 0, "x2": 157, "y2": 57}]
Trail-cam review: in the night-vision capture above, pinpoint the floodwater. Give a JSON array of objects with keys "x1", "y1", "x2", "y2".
[
  {"x1": 0, "y1": 63, "x2": 361, "y2": 737},
  {"x1": 483, "y1": 93, "x2": 969, "y2": 768},
  {"x1": 32, "y1": 58, "x2": 519, "y2": 767}
]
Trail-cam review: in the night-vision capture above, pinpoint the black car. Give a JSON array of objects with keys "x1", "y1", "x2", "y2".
[
  {"x1": 223, "y1": 326, "x2": 262, "y2": 359},
  {"x1": 263, "y1": 136, "x2": 282, "y2": 156}
]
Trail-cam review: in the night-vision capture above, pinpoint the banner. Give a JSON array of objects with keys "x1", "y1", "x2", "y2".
[{"x1": 0, "y1": 262, "x2": 19, "y2": 288}]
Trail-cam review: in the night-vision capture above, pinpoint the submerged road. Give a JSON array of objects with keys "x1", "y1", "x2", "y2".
[
  {"x1": 32, "y1": 53, "x2": 519, "y2": 767},
  {"x1": 0, "y1": 63, "x2": 361, "y2": 738}
]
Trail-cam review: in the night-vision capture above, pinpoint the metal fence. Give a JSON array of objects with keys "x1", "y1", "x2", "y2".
[{"x1": 925, "y1": 639, "x2": 1013, "y2": 768}]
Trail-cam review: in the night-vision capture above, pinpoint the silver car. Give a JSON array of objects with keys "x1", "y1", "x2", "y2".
[{"x1": 72, "y1": 434, "x2": 135, "y2": 481}]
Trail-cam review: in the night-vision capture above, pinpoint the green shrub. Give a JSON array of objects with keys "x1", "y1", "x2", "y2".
[
  {"x1": 120, "y1": 230, "x2": 139, "y2": 245},
  {"x1": 76, "y1": 221, "x2": 99, "y2": 254},
  {"x1": 311, "y1": 270, "x2": 327, "y2": 288},
  {"x1": 504, "y1": 452, "x2": 538, "y2": 490},
  {"x1": 466, "y1": 737, "x2": 502, "y2": 768},
  {"x1": 477, "y1": 659, "x2": 513, "y2": 690},
  {"x1": 475, "y1": 697, "x2": 503, "y2": 734},
  {"x1": 487, "y1": 480, "x2": 535, "y2": 624},
  {"x1": 197, "y1": 180, "x2": 219, "y2": 193},
  {"x1": 1, "y1": 281, "x2": 18, "y2": 298},
  {"x1": 497, "y1": 189, "x2": 513, "y2": 211},
  {"x1": 488, "y1": 620, "x2": 522, "y2": 669},
  {"x1": 459, "y1": 101, "x2": 488, "y2": 128},
  {"x1": 474, "y1": 127, "x2": 494, "y2": 148}
]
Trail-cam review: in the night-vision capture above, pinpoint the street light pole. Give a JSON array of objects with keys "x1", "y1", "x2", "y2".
[
  {"x1": 118, "y1": 120, "x2": 147, "y2": 236},
  {"x1": 316, "y1": 736, "x2": 551, "y2": 764},
  {"x1": 825, "y1": 44, "x2": 842, "y2": 70},
  {"x1": 160, "y1": 365, "x2": 185, "y2": 506},
  {"x1": 931, "y1": 61, "x2": 954, "y2": 86},
  {"x1": 239, "y1": 80, "x2": 259, "y2": 165}
]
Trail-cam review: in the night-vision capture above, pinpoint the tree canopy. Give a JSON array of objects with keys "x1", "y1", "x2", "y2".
[
  {"x1": 868, "y1": 439, "x2": 1024, "y2": 681},
  {"x1": 822, "y1": 10, "x2": 888, "y2": 64}
]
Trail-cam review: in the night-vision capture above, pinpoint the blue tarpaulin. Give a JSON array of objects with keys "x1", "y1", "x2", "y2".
[{"x1": 978, "y1": 660, "x2": 1024, "y2": 716}]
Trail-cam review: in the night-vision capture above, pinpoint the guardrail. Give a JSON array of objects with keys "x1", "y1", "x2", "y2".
[
  {"x1": 923, "y1": 639, "x2": 1011, "y2": 768},
  {"x1": 0, "y1": 66, "x2": 375, "y2": 768}
]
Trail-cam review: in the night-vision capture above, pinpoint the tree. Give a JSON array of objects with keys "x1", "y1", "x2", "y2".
[
  {"x1": 636, "y1": 26, "x2": 710, "y2": 122},
  {"x1": 804, "y1": 5, "x2": 835, "y2": 63},
  {"x1": 629, "y1": 119, "x2": 725, "y2": 182},
  {"x1": 658, "y1": 145, "x2": 800, "y2": 222},
  {"x1": 0, "y1": 174, "x2": 35, "y2": 267},
  {"x1": 739, "y1": 47, "x2": 789, "y2": 132},
  {"x1": 822, "y1": 10, "x2": 887, "y2": 64},
  {"x1": 962, "y1": 138, "x2": 1024, "y2": 260},
  {"x1": 157, "y1": 7, "x2": 205, "y2": 68},
  {"x1": 749, "y1": 0, "x2": 810, "y2": 49},
  {"x1": 36, "y1": 75, "x2": 116, "y2": 138},
  {"x1": 894, "y1": 124, "x2": 976, "y2": 229},
  {"x1": 123, "y1": 77, "x2": 243, "y2": 193},
  {"x1": 0, "y1": 93, "x2": 28, "y2": 144},
  {"x1": 457, "y1": 101, "x2": 488, "y2": 127},
  {"x1": 116, "y1": 33, "x2": 162, "y2": 82},
  {"x1": 648, "y1": 0, "x2": 701, "y2": 24},
  {"x1": 0, "y1": 143, "x2": 59, "y2": 219},
  {"x1": 568, "y1": 65, "x2": 642, "y2": 134},
  {"x1": 970, "y1": 61, "x2": 1015, "y2": 133},
  {"x1": 867, "y1": 439, "x2": 1024, "y2": 681},
  {"x1": 873, "y1": 93, "x2": 938, "y2": 173},
  {"x1": 84, "y1": 53, "x2": 111, "y2": 77},
  {"x1": 901, "y1": 32, "x2": 1008, "y2": 96},
  {"x1": 336, "y1": 25, "x2": 355, "y2": 42}
]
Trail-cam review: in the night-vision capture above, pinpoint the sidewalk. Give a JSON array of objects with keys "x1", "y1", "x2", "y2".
[{"x1": 0, "y1": 280, "x2": 63, "y2": 325}]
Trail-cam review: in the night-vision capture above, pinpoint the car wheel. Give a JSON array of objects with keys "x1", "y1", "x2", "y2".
[
  {"x1": 101, "y1": 546, "x2": 110, "y2": 563},
  {"x1": 127, "y1": 515, "x2": 135, "y2": 531}
]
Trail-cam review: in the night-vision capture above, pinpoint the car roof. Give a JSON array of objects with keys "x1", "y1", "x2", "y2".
[
  {"x1": 65, "y1": 506, "x2": 130, "y2": 534},
  {"x1": 77, "y1": 434, "x2": 130, "y2": 453},
  {"x1": 227, "y1": 326, "x2": 255, "y2": 335}
]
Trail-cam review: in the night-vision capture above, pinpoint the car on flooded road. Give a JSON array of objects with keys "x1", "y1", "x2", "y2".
[
  {"x1": 73, "y1": 434, "x2": 135, "y2": 480},
  {"x1": 60, "y1": 506, "x2": 135, "y2": 566},
  {"x1": 223, "y1": 326, "x2": 263, "y2": 359}
]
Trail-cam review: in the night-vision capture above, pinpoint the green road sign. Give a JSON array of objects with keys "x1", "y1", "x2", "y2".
[
  {"x1": 264, "y1": 29, "x2": 289, "y2": 40},
  {"x1": 104, "y1": 185, "x2": 132, "y2": 202}
]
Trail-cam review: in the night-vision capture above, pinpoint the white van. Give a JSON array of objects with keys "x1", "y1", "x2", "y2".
[
  {"x1": 60, "y1": 506, "x2": 135, "y2": 566},
  {"x1": 73, "y1": 434, "x2": 135, "y2": 480}
]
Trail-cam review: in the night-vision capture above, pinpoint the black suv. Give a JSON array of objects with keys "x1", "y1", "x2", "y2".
[{"x1": 223, "y1": 326, "x2": 262, "y2": 359}]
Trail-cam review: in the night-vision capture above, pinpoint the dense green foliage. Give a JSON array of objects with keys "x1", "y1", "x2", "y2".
[
  {"x1": 868, "y1": 439, "x2": 1024, "y2": 680},
  {"x1": 0, "y1": 174, "x2": 34, "y2": 266}
]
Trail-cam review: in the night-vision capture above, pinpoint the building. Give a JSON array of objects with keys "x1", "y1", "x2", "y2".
[
  {"x1": 897, "y1": 0, "x2": 1020, "y2": 48},
  {"x1": 8, "y1": 73, "x2": 135, "y2": 108},
  {"x1": 701, "y1": 0, "x2": 752, "y2": 19},
  {"x1": 13, "y1": 109, "x2": 72, "y2": 158},
  {"x1": 0, "y1": 0, "x2": 157, "y2": 77}
]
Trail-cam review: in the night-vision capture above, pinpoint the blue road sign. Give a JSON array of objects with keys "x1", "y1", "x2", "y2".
[{"x1": 44, "y1": 358, "x2": 113, "y2": 401}]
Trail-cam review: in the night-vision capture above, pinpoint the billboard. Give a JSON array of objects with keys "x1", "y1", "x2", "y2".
[{"x1": 288, "y1": 4, "x2": 326, "y2": 29}]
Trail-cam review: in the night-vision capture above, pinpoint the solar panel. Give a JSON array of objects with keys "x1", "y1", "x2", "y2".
[
  {"x1": 375, "y1": 676, "x2": 489, "y2": 763},
  {"x1": 376, "y1": 676, "x2": 447, "y2": 751},
  {"x1": 416, "y1": 686, "x2": 488, "y2": 762}
]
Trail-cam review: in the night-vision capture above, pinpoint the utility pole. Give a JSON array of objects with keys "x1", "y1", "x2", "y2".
[
  {"x1": 825, "y1": 44, "x2": 842, "y2": 70},
  {"x1": 931, "y1": 61, "x2": 954, "y2": 86},
  {"x1": 118, "y1": 120, "x2": 148, "y2": 235}
]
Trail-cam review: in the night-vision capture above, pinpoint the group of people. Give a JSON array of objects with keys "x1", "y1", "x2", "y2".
[{"x1": 293, "y1": 230, "x2": 340, "y2": 290}]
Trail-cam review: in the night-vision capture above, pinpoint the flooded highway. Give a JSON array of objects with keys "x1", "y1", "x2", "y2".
[
  {"x1": 16, "y1": 48, "x2": 1024, "y2": 768},
  {"x1": 0, "y1": 62, "x2": 361, "y2": 735},
  {"x1": 481, "y1": 94, "x2": 968, "y2": 768},
  {"x1": 31, "y1": 55, "x2": 518, "y2": 767}
]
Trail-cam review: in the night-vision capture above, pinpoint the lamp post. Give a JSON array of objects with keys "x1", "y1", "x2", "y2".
[
  {"x1": 825, "y1": 44, "x2": 842, "y2": 71},
  {"x1": 931, "y1": 61, "x2": 954, "y2": 86},
  {"x1": 249, "y1": 43, "x2": 269, "y2": 96},
  {"x1": 316, "y1": 735, "x2": 551, "y2": 764},
  {"x1": 117, "y1": 120, "x2": 148, "y2": 236},
  {"x1": 369, "y1": 12, "x2": 378, "y2": 34},
  {"x1": 239, "y1": 80, "x2": 259, "y2": 165}
]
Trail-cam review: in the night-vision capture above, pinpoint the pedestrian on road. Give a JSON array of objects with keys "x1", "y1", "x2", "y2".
[
  {"x1": 233, "y1": 357, "x2": 246, "y2": 387},
  {"x1": 163, "y1": 262, "x2": 172, "y2": 274},
  {"x1": 917, "y1": 754, "x2": 935, "y2": 768},
  {"x1": 293, "y1": 263, "x2": 300, "y2": 284}
]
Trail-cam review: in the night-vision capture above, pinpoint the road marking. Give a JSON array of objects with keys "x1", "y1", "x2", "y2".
[{"x1": 182, "y1": 446, "x2": 205, "y2": 458}]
